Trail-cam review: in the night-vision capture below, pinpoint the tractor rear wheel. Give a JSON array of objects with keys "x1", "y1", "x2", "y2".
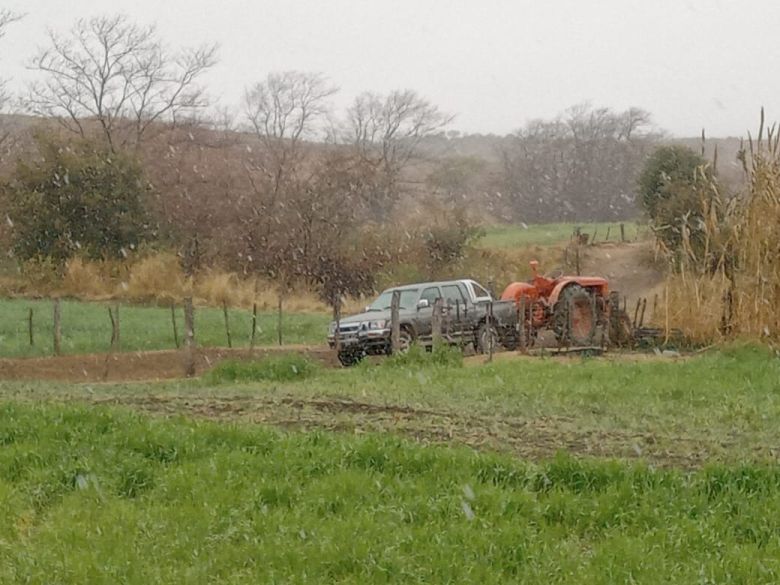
[{"x1": 553, "y1": 284, "x2": 598, "y2": 346}]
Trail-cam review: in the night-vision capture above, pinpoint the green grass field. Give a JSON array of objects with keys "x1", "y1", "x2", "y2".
[
  {"x1": 3, "y1": 395, "x2": 780, "y2": 583},
  {"x1": 0, "y1": 298, "x2": 330, "y2": 358},
  {"x1": 2, "y1": 346, "x2": 780, "y2": 582},
  {"x1": 3, "y1": 342, "x2": 780, "y2": 581},
  {"x1": 478, "y1": 222, "x2": 643, "y2": 248}
]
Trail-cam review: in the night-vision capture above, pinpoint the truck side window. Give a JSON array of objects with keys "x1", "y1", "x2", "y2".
[
  {"x1": 419, "y1": 287, "x2": 441, "y2": 305},
  {"x1": 442, "y1": 285, "x2": 466, "y2": 305},
  {"x1": 472, "y1": 283, "x2": 490, "y2": 299}
]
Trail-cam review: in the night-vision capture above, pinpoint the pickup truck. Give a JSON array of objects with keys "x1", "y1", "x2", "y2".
[{"x1": 327, "y1": 278, "x2": 519, "y2": 366}]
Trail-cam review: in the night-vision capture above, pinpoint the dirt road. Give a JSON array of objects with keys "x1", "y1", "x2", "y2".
[
  {"x1": 0, "y1": 346, "x2": 337, "y2": 383},
  {"x1": 581, "y1": 241, "x2": 664, "y2": 321}
]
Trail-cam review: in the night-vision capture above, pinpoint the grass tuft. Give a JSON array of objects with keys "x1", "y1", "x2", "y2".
[
  {"x1": 205, "y1": 355, "x2": 318, "y2": 383},
  {"x1": 383, "y1": 343, "x2": 463, "y2": 368}
]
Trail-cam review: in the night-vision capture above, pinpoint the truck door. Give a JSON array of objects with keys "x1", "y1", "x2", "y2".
[
  {"x1": 441, "y1": 284, "x2": 468, "y2": 343},
  {"x1": 414, "y1": 286, "x2": 441, "y2": 343}
]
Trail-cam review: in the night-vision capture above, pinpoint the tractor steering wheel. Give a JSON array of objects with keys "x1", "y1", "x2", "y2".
[{"x1": 547, "y1": 268, "x2": 564, "y2": 279}]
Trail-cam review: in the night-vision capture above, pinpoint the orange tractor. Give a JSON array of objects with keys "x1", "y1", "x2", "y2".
[{"x1": 498, "y1": 261, "x2": 621, "y2": 346}]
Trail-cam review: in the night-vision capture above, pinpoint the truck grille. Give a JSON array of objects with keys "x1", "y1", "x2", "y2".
[{"x1": 338, "y1": 323, "x2": 361, "y2": 333}]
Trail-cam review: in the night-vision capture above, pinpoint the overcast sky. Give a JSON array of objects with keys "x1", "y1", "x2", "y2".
[{"x1": 1, "y1": 0, "x2": 774, "y2": 137}]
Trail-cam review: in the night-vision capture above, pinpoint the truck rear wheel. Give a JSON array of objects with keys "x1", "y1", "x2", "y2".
[{"x1": 476, "y1": 322, "x2": 500, "y2": 354}]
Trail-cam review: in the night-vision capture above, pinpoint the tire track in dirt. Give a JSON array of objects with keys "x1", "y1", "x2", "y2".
[{"x1": 69, "y1": 392, "x2": 728, "y2": 468}]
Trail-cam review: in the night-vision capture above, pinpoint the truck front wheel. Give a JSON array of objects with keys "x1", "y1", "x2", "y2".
[{"x1": 337, "y1": 348, "x2": 364, "y2": 367}]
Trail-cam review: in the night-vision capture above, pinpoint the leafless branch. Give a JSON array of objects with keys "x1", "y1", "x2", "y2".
[
  {"x1": 24, "y1": 14, "x2": 218, "y2": 151},
  {"x1": 343, "y1": 89, "x2": 452, "y2": 217}
]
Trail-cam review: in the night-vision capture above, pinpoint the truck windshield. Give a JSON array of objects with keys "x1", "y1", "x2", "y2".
[{"x1": 367, "y1": 289, "x2": 419, "y2": 311}]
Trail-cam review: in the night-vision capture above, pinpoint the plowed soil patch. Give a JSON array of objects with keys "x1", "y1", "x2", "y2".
[
  {"x1": 72, "y1": 392, "x2": 714, "y2": 468},
  {"x1": 0, "y1": 346, "x2": 337, "y2": 382}
]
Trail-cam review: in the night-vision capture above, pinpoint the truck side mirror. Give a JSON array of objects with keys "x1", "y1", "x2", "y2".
[{"x1": 416, "y1": 299, "x2": 429, "y2": 310}]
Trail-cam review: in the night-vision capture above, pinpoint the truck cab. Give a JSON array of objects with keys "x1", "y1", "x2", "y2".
[{"x1": 328, "y1": 279, "x2": 493, "y2": 365}]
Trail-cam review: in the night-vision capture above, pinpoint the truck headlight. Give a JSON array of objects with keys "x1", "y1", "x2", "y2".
[
  {"x1": 328, "y1": 322, "x2": 337, "y2": 335},
  {"x1": 367, "y1": 320, "x2": 387, "y2": 330}
]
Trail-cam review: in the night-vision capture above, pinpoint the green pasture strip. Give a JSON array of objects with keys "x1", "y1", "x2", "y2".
[
  {"x1": 478, "y1": 222, "x2": 643, "y2": 248},
  {"x1": 0, "y1": 297, "x2": 330, "y2": 357}
]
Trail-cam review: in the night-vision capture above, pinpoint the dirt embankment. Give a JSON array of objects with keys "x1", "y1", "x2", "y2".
[{"x1": 581, "y1": 241, "x2": 665, "y2": 321}]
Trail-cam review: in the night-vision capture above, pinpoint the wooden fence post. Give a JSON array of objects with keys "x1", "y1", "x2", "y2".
[
  {"x1": 620, "y1": 223, "x2": 626, "y2": 242},
  {"x1": 390, "y1": 290, "x2": 401, "y2": 354},
  {"x1": 455, "y1": 300, "x2": 464, "y2": 352},
  {"x1": 250, "y1": 302, "x2": 258, "y2": 349},
  {"x1": 222, "y1": 300, "x2": 232, "y2": 349},
  {"x1": 104, "y1": 304, "x2": 120, "y2": 380},
  {"x1": 333, "y1": 298, "x2": 341, "y2": 354},
  {"x1": 575, "y1": 245, "x2": 581, "y2": 276},
  {"x1": 107, "y1": 305, "x2": 120, "y2": 350},
  {"x1": 487, "y1": 301, "x2": 494, "y2": 363},
  {"x1": 606, "y1": 291, "x2": 619, "y2": 347},
  {"x1": 171, "y1": 303, "x2": 179, "y2": 348},
  {"x1": 632, "y1": 298, "x2": 642, "y2": 329},
  {"x1": 431, "y1": 297, "x2": 443, "y2": 350},
  {"x1": 518, "y1": 296, "x2": 527, "y2": 353},
  {"x1": 114, "y1": 303, "x2": 120, "y2": 350},
  {"x1": 277, "y1": 293, "x2": 283, "y2": 346},
  {"x1": 183, "y1": 296, "x2": 196, "y2": 377},
  {"x1": 28, "y1": 308, "x2": 34, "y2": 347},
  {"x1": 605, "y1": 226, "x2": 611, "y2": 241},
  {"x1": 652, "y1": 294, "x2": 659, "y2": 323},
  {"x1": 52, "y1": 299, "x2": 61, "y2": 356}
]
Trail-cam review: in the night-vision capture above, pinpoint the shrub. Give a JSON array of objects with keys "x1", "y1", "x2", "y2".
[
  {"x1": 3, "y1": 134, "x2": 151, "y2": 265},
  {"x1": 637, "y1": 145, "x2": 715, "y2": 254},
  {"x1": 205, "y1": 355, "x2": 318, "y2": 383},
  {"x1": 384, "y1": 343, "x2": 463, "y2": 368}
]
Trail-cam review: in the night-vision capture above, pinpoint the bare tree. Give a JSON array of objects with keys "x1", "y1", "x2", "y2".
[
  {"x1": 244, "y1": 71, "x2": 336, "y2": 196},
  {"x1": 240, "y1": 71, "x2": 336, "y2": 289},
  {"x1": 0, "y1": 10, "x2": 22, "y2": 110},
  {"x1": 499, "y1": 104, "x2": 659, "y2": 222},
  {"x1": 26, "y1": 14, "x2": 217, "y2": 152},
  {"x1": 426, "y1": 155, "x2": 486, "y2": 205},
  {"x1": 0, "y1": 9, "x2": 23, "y2": 163},
  {"x1": 344, "y1": 89, "x2": 452, "y2": 217}
]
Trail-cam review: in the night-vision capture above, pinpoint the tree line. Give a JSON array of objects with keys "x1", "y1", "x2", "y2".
[{"x1": 0, "y1": 12, "x2": 682, "y2": 310}]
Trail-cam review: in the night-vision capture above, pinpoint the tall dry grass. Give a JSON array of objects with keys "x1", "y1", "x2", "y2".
[
  {"x1": 663, "y1": 113, "x2": 780, "y2": 343},
  {"x1": 0, "y1": 252, "x2": 343, "y2": 312}
]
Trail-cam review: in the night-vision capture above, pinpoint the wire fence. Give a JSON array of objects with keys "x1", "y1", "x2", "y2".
[{"x1": 0, "y1": 297, "x2": 329, "y2": 359}]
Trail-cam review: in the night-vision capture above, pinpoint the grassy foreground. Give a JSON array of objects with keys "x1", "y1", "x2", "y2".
[
  {"x1": 2, "y1": 401, "x2": 780, "y2": 584},
  {"x1": 0, "y1": 298, "x2": 330, "y2": 358}
]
